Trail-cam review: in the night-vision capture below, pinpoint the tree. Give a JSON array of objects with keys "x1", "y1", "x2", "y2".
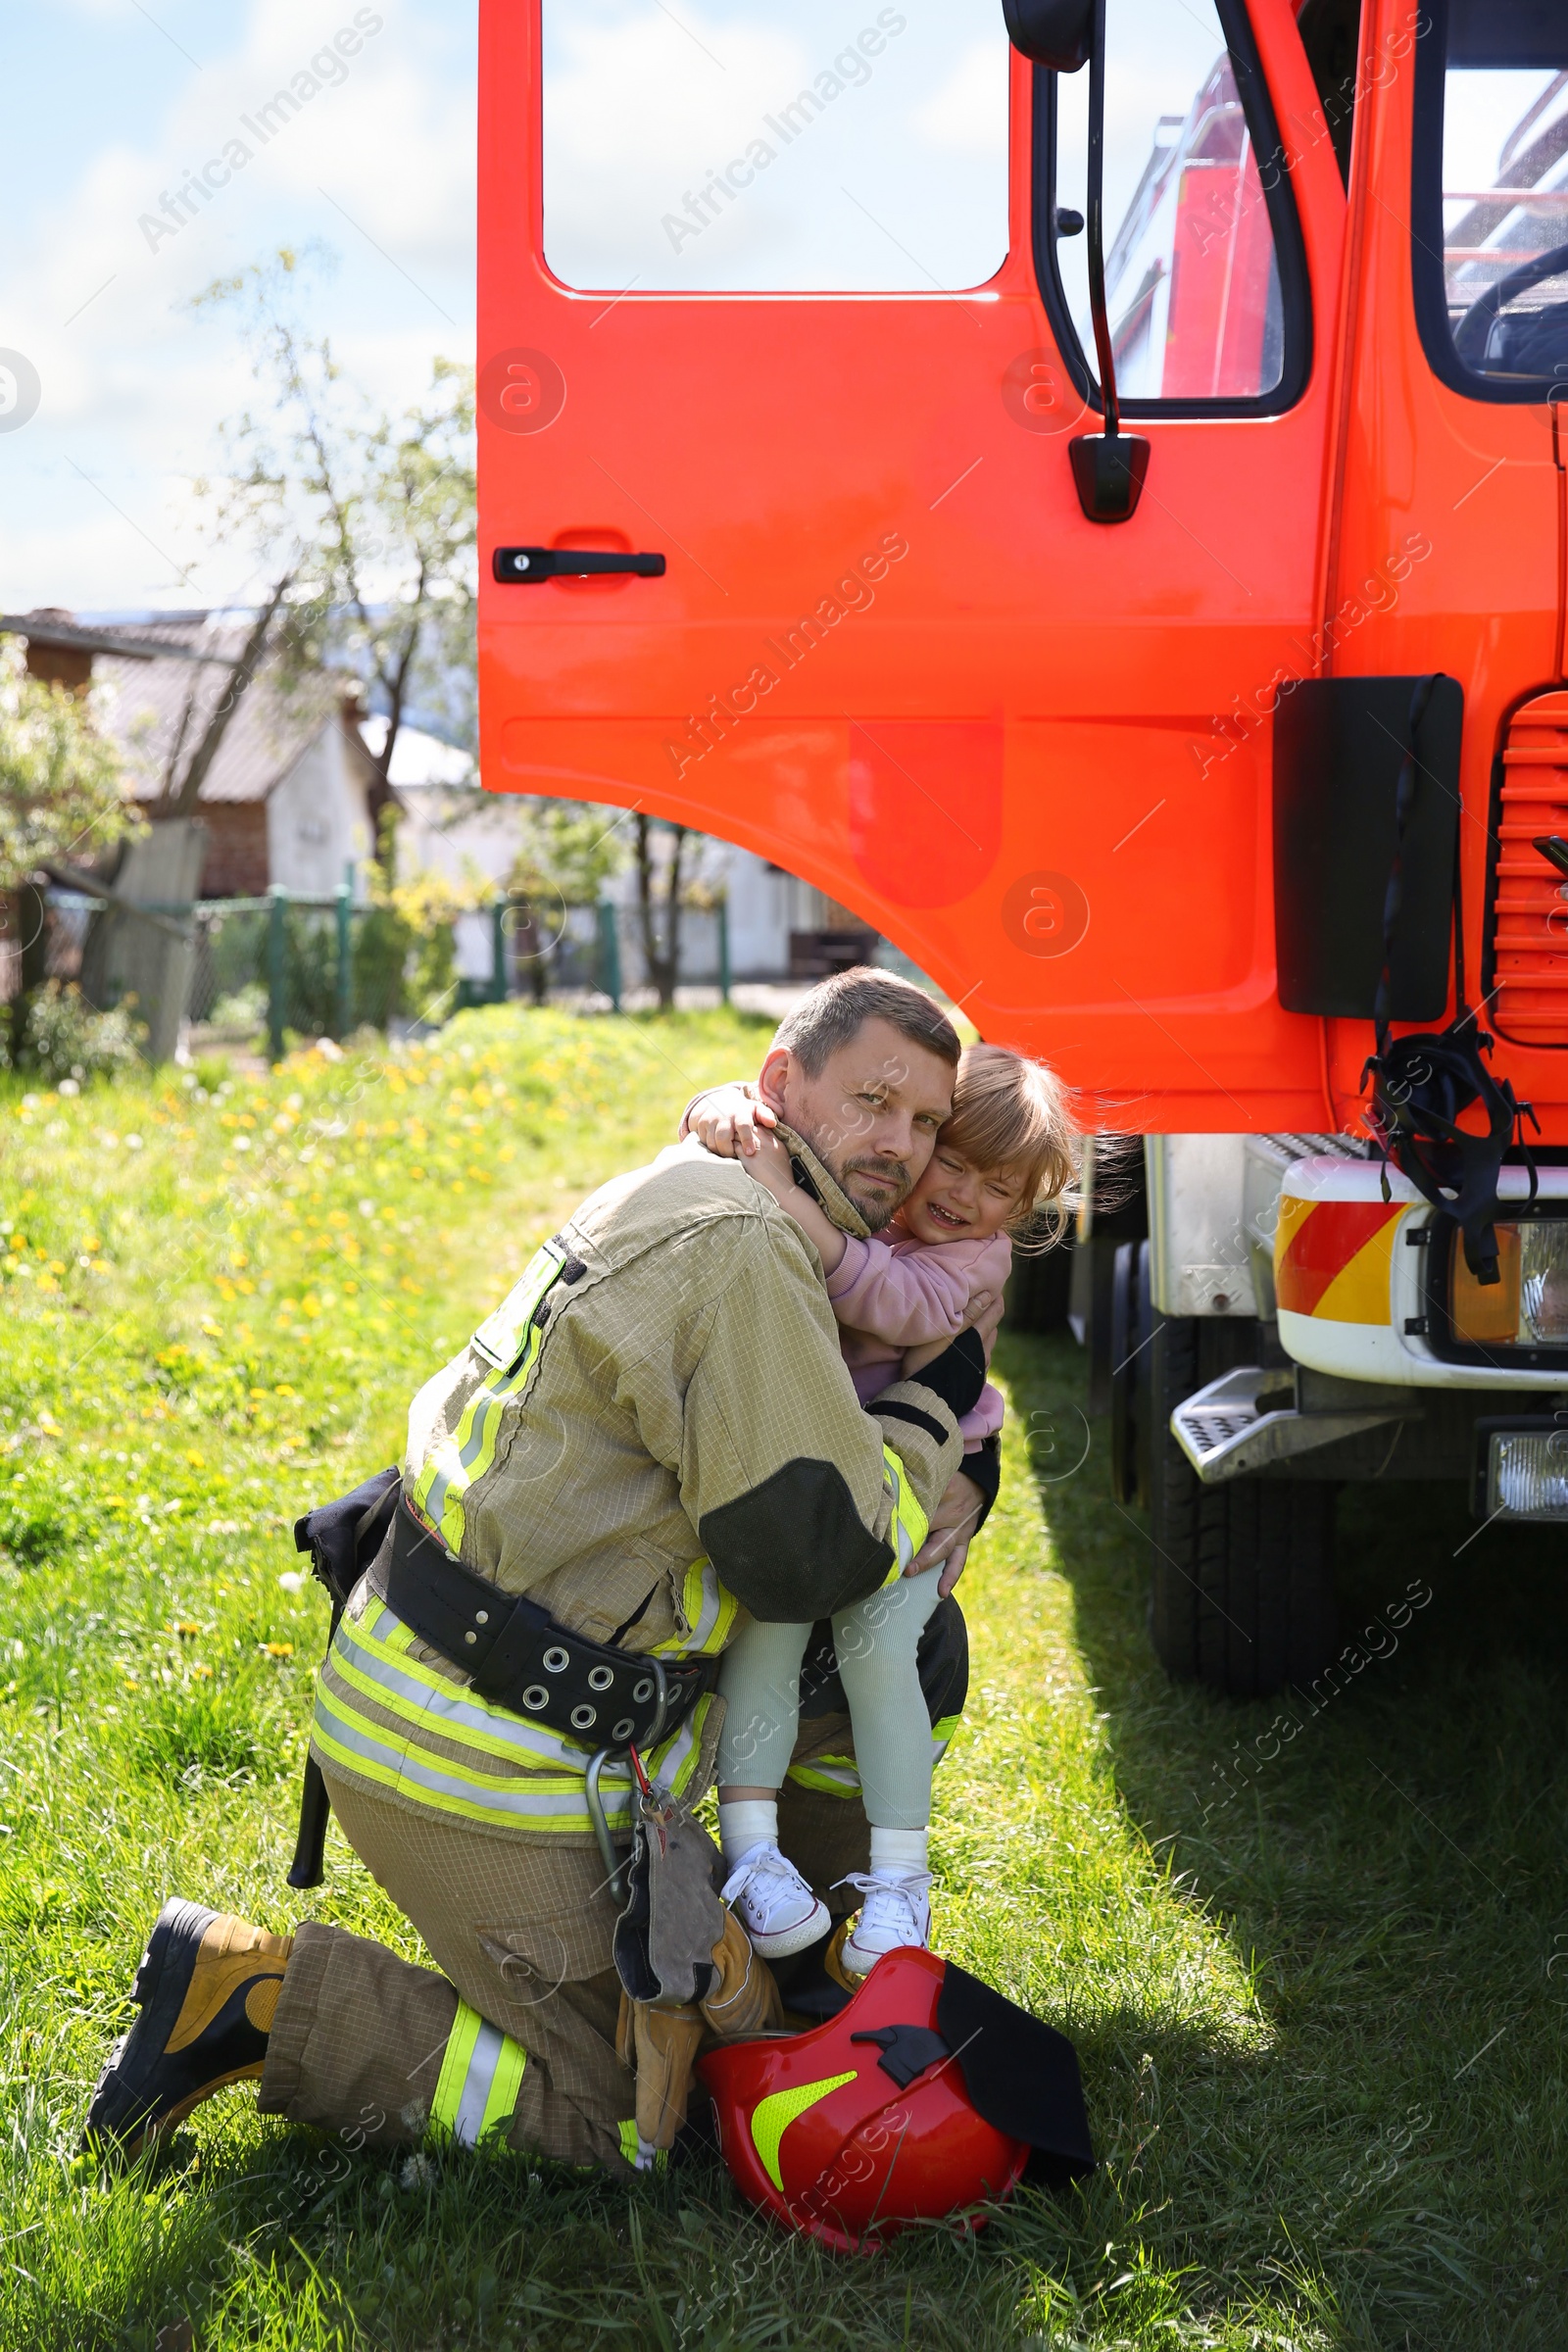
[
  {"x1": 190, "y1": 247, "x2": 476, "y2": 843},
  {"x1": 165, "y1": 574, "x2": 293, "y2": 819},
  {"x1": 0, "y1": 641, "x2": 136, "y2": 894},
  {"x1": 633, "y1": 814, "x2": 690, "y2": 1013},
  {"x1": 507, "y1": 800, "x2": 631, "y2": 1002},
  {"x1": 627, "y1": 816, "x2": 726, "y2": 1012},
  {"x1": 0, "y1": 640, "x2": 139, "y2": 1043}
]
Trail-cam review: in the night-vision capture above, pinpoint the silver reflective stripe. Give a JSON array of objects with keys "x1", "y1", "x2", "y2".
[
  {"x1": 339, "y1": 1611, "x2": 586, "y2": 1767},
  {"x1": 347, "y1": 1606, "x2": 707, "y2": 1786},
  {"x1": 314, "y1": 1677, "x2": 708, "y2": 1828},
  {"x1": 665, "y1": 1559, "x2": 724, "y2": 1651},
  {"x1": 455, "y1": 2021, "x2": 507, "y2": 2143},
  {"x1": 314, "y1": 1687, "x2": 636, "y2": 1819}
]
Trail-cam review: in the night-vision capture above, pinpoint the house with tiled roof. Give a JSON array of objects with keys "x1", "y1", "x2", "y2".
[{"x1": 3, "y1": 609, "x2": 382, "y2": 901}]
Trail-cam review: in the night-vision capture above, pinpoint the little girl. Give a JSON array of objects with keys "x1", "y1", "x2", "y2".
[{"x1": 686, "y1": 1044, "x2": 1077, "y2": 1979}]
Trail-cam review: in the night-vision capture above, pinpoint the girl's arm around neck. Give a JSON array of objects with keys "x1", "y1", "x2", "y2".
[{"x1": 824, "y1": 1232, "x2": 987, "y2": 1347}]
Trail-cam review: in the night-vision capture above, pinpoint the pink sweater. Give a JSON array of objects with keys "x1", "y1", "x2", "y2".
[{"x1": 825, "y1": 1228, "x2": 1010, "y2": 1450}]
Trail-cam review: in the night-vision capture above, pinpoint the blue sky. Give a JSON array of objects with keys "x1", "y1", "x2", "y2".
[
  {"x1": 0, "y1": 0, "x2": 1285, "y2": 620},
  {"x1": 0, "y1": 0, "x2": 476, "y2": 613}
]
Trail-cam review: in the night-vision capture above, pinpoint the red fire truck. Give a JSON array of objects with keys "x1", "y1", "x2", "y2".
[{"x1": 477, "y1": 0, "x2": 1568, "y2": 1695}]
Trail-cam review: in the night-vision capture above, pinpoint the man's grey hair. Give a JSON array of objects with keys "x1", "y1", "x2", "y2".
[{"x1": 770, "y1": 966, "x2": 960, "y2": 1077}]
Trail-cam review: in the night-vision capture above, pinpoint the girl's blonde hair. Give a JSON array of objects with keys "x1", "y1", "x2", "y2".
[{"x1": 936, "y1": 1043, "x2": 1079, "y2": 1250}]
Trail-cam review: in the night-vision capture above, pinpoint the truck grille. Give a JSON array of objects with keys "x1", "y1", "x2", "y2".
[{"x1": 1487, "y1": 689, "x2": 1568, "y2": 1045}]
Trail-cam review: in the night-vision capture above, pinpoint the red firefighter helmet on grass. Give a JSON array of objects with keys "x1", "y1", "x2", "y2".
[{"x1": 698, "y1": 1947, "x2": 1094, "y2": 2255}]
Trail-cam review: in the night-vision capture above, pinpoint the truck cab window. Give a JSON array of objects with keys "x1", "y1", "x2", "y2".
[
  {"x1": 1043, "y1": 0, "x2": 1305, "y2": 414},
  {"x1": 1413, "y1": 0, "x2": 1568, "y2": 400},
  {"x1": 1297, "y1": 0, "x2": 1361, "y2": 191},
  {"x1": 539, "y1": 1, "x2": 1010, "y2": 293}
]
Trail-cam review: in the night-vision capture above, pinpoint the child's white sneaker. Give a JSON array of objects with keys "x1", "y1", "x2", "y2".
[
  {"x1": 838, "y1": 1871, "x2": 932, "y2": 1979},
  {"x1": 720, "y1": 1842, "x2": 831, "y2": 1959}
]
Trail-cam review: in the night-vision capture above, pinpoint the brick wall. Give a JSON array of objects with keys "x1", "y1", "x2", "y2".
[{"x1": 138, "y1": 802, "x2": 270, "y2": 899}]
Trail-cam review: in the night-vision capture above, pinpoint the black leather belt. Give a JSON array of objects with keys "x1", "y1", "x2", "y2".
[{"x1": 376, "y1": 1500, "x2": 712, "y2": 1752}]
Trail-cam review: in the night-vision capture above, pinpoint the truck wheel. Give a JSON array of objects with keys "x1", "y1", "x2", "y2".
[
  {"x1": 1108, "y1": 1239, "x2": 1152, "y2": 1505},
  {"x1": 1005, "y1": 1237, "x2": 1074, "y2": 1334},
  {"x1": 1147, "y1": 1309, "x2": 1338, "y2": 1698}
]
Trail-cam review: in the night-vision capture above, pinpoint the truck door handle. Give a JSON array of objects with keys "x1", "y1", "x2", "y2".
[
  {"x1": 1534, "y1": 835, "x2": 1568, "y2": 878},
  {"x1": 492, "y1": 546, "x2": 666, "y2": 583}
]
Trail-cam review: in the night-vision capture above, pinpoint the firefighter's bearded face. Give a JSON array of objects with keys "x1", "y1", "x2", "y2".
[{"x1": 757, "y1": 1019, "x2": 956, "y2": 1230}]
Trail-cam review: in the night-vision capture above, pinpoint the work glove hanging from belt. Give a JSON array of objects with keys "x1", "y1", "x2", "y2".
[{"x1": 612, "y1": 1783, "x2": 782, "y2": 2151}]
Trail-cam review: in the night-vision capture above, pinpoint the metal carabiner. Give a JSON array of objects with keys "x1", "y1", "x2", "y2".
[
  {"x1": 587, "y1": 1659, "x2": 675, "y2": 1905},
  {"x1": 584, "y1": 1746, "x2": 630, "y2": 1906}
]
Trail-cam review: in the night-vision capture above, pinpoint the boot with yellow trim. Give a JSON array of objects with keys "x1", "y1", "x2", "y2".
[{"x1": 85, "y1": 1898, "x2": 293, "y2": 2157}]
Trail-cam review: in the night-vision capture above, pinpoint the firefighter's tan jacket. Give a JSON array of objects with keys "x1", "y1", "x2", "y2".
[{"x1": 310, "y1": 1130, "x2": 965, "y2": 1844}]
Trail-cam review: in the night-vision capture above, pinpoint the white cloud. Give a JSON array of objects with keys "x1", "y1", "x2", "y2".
[
  {"x1": 540, "y1": 0, "x2": 1008, "y2": 292},
  {"x1": 908, "y1": 38, "x2": 1008, "y2": 156},
  {"x1": 0, "y1": 0, "x2": 474, "y2": 612},
  {"x1": 542, "y1": 7, "x2": 806, "y2": 283}
]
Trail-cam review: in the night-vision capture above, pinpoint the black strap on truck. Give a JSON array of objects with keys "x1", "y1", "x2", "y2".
[{"x1": 1360, "y1": 671, "x2": 1537, "y2": 1286}]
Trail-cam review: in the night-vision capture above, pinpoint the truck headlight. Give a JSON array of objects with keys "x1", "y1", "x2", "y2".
[
  {"x1": 1449, "y1": 1219, "x2": 1568, "y2": 1348},
  {"x1": 1482, "y1": 1427, "x2": 1568, "y2": 1521}
]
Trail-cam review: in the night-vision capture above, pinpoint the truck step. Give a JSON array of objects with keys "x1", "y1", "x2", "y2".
[{"x1": 1171, "y1": 1367, "x2": 1402, "y2": 1485}]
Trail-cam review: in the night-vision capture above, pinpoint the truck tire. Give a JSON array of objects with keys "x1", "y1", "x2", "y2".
[
  {"x1": 1108, "y1": 1239, "x2": 1152, "y2": 1505},
  {"x1": 1005, "y1": 1237, "x2": 1074, "y2": 1334},
  {"x1": 1146, "y1": 1309, "x2": 1338, "y2": 1699}
]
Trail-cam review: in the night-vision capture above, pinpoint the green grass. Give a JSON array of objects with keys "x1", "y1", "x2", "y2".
[{"x1": 1, "y1": 1005, "x2": 1564, "y2": 2348}]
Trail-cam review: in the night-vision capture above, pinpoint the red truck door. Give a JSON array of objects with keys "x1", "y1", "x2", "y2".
[{"x1": 478, "y1": 0, "x2": 1345, "y2": 1127}]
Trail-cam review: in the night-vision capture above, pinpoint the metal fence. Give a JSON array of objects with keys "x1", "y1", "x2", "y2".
[
  {"x1": 40, "y1": 889, "x2": 509, "y2": 1063},
  {"x1": 39, "y1": 886, "x2": 732, "y2": 1059},
  {"x1": 546, "y1": 902, "x2": 730, "y2": 1008}
]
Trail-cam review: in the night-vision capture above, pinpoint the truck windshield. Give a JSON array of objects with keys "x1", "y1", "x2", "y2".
[{"x1": 1417, "y1": 0, "x2": 1568, "y2": 398}]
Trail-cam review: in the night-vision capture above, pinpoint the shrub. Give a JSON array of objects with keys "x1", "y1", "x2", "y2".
[
  {"x1": 204, "y1": 982, "x2": 267, "y2": 1038},
  {"x1": 4, "y1": 981, "x2": 144, "y2": 1079}
]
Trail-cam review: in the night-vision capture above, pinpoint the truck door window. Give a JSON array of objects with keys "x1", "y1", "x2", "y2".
[
  {"x1": 1412, "y1": 0, "x2": 1568, "y2": 402},
  {"x1": 1041, "y1": 0, "x2": 1308, "y2": 415},
  {"x1": 540, "y1": 1, "x2": 1010, "y2": 293}
]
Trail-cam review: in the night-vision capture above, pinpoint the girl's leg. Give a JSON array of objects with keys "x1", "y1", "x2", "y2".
[
  {"x1": 715, "y1": 1616, "x2": 813, "y2": 1807},
  {"x1": 831, "y1": 1565, "x2": 947, "y2": 1840},
  {"x1": 831, "y1": 1567, "x2": 946, "y2": 1972},
  {"x1": 712, "y1": 1620, "x2": 830, "y2": 1957}
]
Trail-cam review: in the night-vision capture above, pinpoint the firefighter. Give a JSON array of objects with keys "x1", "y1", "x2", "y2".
[{"x1": 87, "y1": 969, "x2": 995, "y2": 2175}]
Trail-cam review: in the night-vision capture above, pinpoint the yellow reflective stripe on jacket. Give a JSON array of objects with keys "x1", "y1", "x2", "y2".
[
  {"x1": 329, "y1": 1604, "x2": 622, "y2": 1775},
  {"x1": 655, "y1": 1557, "x2": 739, "y2": 1658},
  {"x1": 430, "y1": 2001, "x2": 526, "y2": 2145},
  {"x1": 413, "y1": 1240, "x2": 566, "y2": 1554},
  {"x1": 881, "y1": 1444, "x2": 929, "y2": 1583},
  {"x1": 312, "y1": 1601, "x2": 713, "y2": 1834},
  {"x1": 331, "y1": 1599, "x2": 714, "y2": 1784},
  {"x1": 785, "y1": 1751, "x2": 861, "y2": 1798},
  {"x1": 786, "y1": 1714, "x2": 959, "y2": 1800}
]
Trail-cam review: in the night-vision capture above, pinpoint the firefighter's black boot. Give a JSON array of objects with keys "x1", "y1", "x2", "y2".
[{"x1": 84, "y1": 1898, "x2": 293, "y2": 2156}]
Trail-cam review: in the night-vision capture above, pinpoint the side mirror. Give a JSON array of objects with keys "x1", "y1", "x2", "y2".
[
  {"x1": 1001, "y1": 0, "x2": 1095, "y2": 72},
  {"x1": 1009, "y1": 0, "x2": 1150, "y2": 522}
]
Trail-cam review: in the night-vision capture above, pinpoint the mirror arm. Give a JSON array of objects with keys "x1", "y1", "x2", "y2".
[
  {"x1": 1066, "y1": 0, "x2": 1150, "y2": 520},
  {"x1": 1084, "y1": 0, "x2": 1120, "y2": 440}
]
